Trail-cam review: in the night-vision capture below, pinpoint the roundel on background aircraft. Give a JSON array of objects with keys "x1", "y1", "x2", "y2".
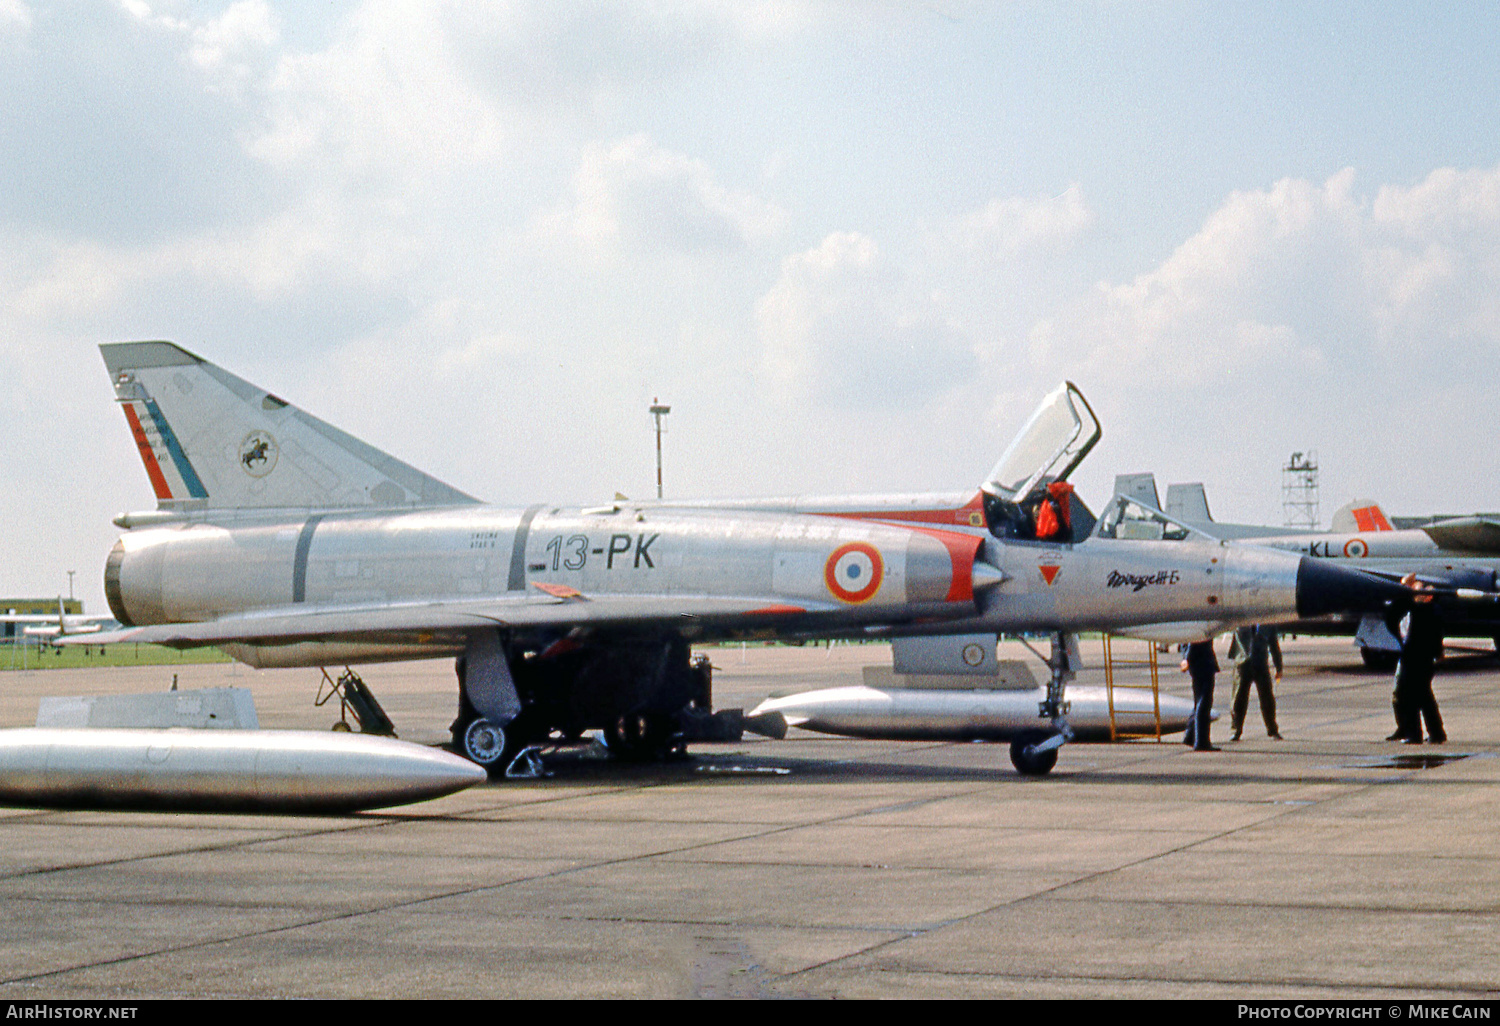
[{"x1": 824, "y1": 543, "x2": 884, "y2": 603}]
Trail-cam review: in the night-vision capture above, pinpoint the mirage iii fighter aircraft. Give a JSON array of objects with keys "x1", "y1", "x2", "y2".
[{"x1": 73, "y1": 343, "x2": 1406, "y2": 776}]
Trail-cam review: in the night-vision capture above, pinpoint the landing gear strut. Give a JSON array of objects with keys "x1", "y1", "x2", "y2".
[
  {"x1": 1011, "y1": 632, "x2": 1076, "y2": 776},
  {"x1": 450, "y1": 633, "x2": 532, "y2": 778}
]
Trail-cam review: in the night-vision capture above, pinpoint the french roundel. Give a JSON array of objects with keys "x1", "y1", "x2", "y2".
[
  {"x1": 1344, "y1": 538, "x2": 1369, "y2": 558},
  {"x1": 824, "y1": 543, "x2": 885, "y2": 603}
]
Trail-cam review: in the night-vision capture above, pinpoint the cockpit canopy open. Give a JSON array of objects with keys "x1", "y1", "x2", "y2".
[
  {"x1": 982, "y1": 382, "x2": 1101, "y2": 506},
  {"x1": 982, "y1": 382, "x2": 1101, "y2": 542}
]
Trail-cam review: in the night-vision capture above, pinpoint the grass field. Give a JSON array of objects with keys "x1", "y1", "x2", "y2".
[{"x1": 0, "y1": 642, "x2": 233, "y2": 671}]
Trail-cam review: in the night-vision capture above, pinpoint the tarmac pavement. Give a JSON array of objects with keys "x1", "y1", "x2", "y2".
[{"x1": 0, "y1": 637, "x2": 1497, "y2": 999}]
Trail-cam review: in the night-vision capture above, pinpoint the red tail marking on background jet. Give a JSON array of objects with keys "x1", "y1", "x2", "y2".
[{"x1": 1352, "y1": 506, "x2": 1393, "y2": 532}]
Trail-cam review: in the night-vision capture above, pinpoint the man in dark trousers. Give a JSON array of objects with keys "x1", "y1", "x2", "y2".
[
  {"x1": 1389, "y1": 579, "x2": 1445, "y2": 744},
  {"x1": 1179, "y1": 638, "x2": 1221, "y2": 751},
  {"x1": 1228, "y1": 625, "x2": 1283, "y2": 740}
]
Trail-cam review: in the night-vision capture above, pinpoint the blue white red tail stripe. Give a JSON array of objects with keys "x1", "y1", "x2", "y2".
[{"x1": 120, "y1": 398, "x2": 208, "y2": 501}]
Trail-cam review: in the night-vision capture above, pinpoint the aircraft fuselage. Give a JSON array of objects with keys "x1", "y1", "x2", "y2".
[{"x1": 105, "y1": 502, "x2": 1322, "y2": 667}]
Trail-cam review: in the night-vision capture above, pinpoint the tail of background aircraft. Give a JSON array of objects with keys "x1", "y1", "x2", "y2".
[
  {"x1": 1331, "y1": 500, "x2": 1393, "y2": 533},
  {"x1": 1164, "y1": 483, "x2": 1213, "y2": 523},
  {"x1": 101, "y1": 342, "x2": 477, "y2": 514},
  {"x1": 1112, "y1": 473, "x2": 1163, "y2": 512}
]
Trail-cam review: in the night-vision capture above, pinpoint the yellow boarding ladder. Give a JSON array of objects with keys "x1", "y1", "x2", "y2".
[{"x1": 1101, "y1": 635, "x2": 1164, "y2": 742}]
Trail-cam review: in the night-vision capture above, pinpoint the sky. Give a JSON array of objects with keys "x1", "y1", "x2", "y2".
[{"x1": 4, "y1": 0, "x2": 1500, "y2": 615}]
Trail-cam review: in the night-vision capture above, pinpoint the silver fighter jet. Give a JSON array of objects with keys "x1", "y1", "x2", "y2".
[
  {"x1": 1121, "y1": 474, "x2": 1500, "y2": 669},
  {"x1": 73, "y1": 344, "x2": 1407, "y2": 776}
]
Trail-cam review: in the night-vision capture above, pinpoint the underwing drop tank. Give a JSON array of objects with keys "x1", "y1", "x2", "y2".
[
  {"x1": 746, "y1": 685, "x2": 1200, "y2": 743},
  {"x1": 0, "y1": 728, "x2": 486, "y2": 813}
]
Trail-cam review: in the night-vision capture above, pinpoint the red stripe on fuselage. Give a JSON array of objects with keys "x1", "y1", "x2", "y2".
[
  {"x1": 122, "y1": 403, "x2": 172, "y2": 500},
  {"x1": 829, "y1": 492, "x2": 987, "y2": 528},
  {"x1": 906, "y1": 526, "x2": 983, "y2": 604}
]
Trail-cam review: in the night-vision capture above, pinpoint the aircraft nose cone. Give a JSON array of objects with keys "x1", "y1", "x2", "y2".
[{"x1": 1295, "y1": 557, "x2": 1410, "y2": 618}]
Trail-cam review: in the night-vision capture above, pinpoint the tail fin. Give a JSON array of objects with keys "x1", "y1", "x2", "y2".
[
  {"x1": 1331, "y1": 500, "x2": 1393, "y2": 533},
  {"x1": 1164, "y1": 482, "x2": 1213, "y2": 523},
  {"x1": 101, "y1": 342, "x2": 477, "y2": 513},
  {"x1": 1112, "y1": 473, "x2": 1162, "y2": 510}
]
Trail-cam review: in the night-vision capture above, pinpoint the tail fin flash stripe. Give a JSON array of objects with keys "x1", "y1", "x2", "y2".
[
  {"x1": 121, "y1": 403, "x2": 174, "y2": 500},
  {"x1": 1352, "y1": 506, "x2": 1393, "y2": 532},
  {"x1": 101, "y1": 341, "x2": 477, "y2": 512},
  {"x1": 141, "y1": 399, "x2": 208, "y2": 499}
]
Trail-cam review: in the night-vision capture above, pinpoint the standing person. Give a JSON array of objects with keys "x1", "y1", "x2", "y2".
[
  {"x1": 1179, "y1": 638, "x2": 1221, "y2": 752},
  {"x1": 1228, "y1": 625, "x2": 1283, "y2": 741},
  {"x1": 1389, "y1": 579, "x2": 1445, "y2": 744}
]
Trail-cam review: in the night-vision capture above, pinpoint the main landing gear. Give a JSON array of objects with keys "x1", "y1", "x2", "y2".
[
  {"x1": 1010, "y1": 631, "x2": 1076, "y2": 776},
  {"x1": 449, "y1": 634, "x2": 726, "y2": 779},
  {"x1": 1359, "y1": 645, "x2": 1399, "y2": 673},
  {"x1": 603, "y1": 710, "x2": 681, "y2": 762},
  {"x1": 450, "y1": 660, "x2": 543, "y2": 778},
  {"x1": 457, "y1": 714, "x2": 548, "y2": 779}
]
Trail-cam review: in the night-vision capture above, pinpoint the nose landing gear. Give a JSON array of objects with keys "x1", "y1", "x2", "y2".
[{"x1": 1010, "y1": 631, "x2": 1077, "y2": 776}]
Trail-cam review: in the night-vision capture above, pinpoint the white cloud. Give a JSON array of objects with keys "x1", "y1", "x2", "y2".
[
  {"x1": 249, "y1": 3, "x2": 506, "y2": 184},
  {"x1": 553, "y1": 133, "x2": 785, "y2": 256},
  {"x1": 115, "y1": 0, "x2": 151, "y2": 22},
  {"x1": 189, "y1": 0, "x2": 279, "y2": 82},
  {"x1": 1032, "y1": 171, "x2": 1360, "y2": 387},
  {"x1": 1031, "y1": 165, "x2": 1500, "y2": 523},
  {"x1": 690, "y1": 0, "x2": 820, "y2": 39},
  {"x1": 1034, "y1": 166, "x2": 1500, "y2": 391},
  {"x1": 0, "y1": 0, "x2": 30, "y2": 32},
  {"x1": 942, "y1": 184, "x2": 1094, "y2": 258},
  {"x1": 1364, "y1": 166, "x2": 1500, "y2": 351},
  {"x1": 2, "y1": 195, "x2": 391, "y2": 332},
  {"x1": 756, "y1": 231, "x2": 972, "y2": 405},
  {"x1": 109, "y1": 0, "x2": 281, "y2": 80}
]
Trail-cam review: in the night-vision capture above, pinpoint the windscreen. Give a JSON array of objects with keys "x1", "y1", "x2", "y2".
[
  {"x1": 982, "y1": 382, "x2": 1101, "y2": 503},
  {"x1": 1093, "y1": 495, "x2": 1197, "y2": 542}
]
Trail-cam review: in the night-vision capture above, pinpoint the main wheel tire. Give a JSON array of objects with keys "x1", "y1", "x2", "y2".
[
  {"x1": 462, "y1": 717, "x2": 510, "y2": 776},
  {"x1": 605, "y1": 711, "x2": 673, "y2": 762},
  {"x1": 1010, "y1": 730, "x2": 1059, "y2": 776},
  {"x1": 1360, "y1": 646, "x2": 1399, "y2": 673}
]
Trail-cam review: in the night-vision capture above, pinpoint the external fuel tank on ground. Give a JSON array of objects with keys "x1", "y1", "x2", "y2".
[{"x1": 0, "y1": 727, "x2": 486, "y2": 813}]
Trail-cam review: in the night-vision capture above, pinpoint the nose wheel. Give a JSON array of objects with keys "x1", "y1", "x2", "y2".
[
  {"x1": 1010, "y1": 730, "x2": 1061, "y2": 776},
  {"x1": 1012, "y1": 631, "x2": 1077, "y2": 776}
]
